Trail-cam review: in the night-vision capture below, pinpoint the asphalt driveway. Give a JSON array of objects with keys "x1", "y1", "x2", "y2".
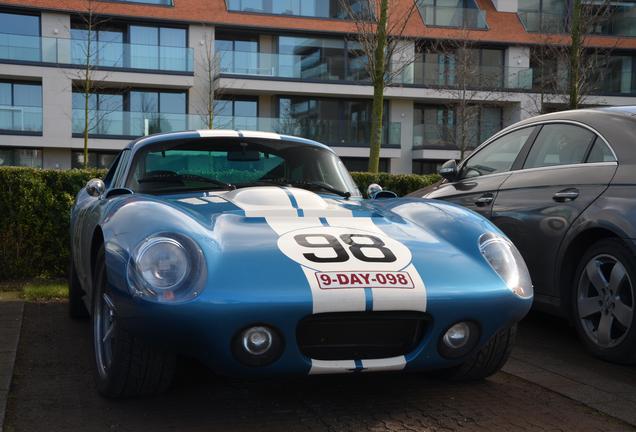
[{"x1": 3, "y1": 302, "x2": 634, "y2": 432}]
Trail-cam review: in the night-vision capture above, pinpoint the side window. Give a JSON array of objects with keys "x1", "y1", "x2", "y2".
[
  {"x1": 102, "y1": 152, "x2": 121, "y2": 189},
  {"x1": 523, "y1": 124, "x2": 594, "y2": 169},
  {"x1": 460, "y1": 127, "x2": 535, "y2": 179},
  {"x1": 586, "y1": 137, "x2": 616, "y2": 163},
  {"x1": 110, "y1": 150, "x2": 130, "y2": 188}
]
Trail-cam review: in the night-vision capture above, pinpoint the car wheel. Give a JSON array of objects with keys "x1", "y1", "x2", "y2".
[
  {"x1": 447, "y1": 325, "x2": 516, "y2": 380},
  {"x1": 68, "y1": 257, "x2": 89, "y2": 319},
  {"x1": 572, "y1": 239, "x2": 636, "y2": 364},
  {"x1": 92, "y1": 244, "x2": 176, "y2": 398}
]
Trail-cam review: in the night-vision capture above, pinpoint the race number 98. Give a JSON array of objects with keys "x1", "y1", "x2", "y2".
[{"x1": 294, "y1": 234, "x2": 397, "y2": 263}]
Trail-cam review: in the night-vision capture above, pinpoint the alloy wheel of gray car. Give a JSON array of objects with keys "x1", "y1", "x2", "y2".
[
  {"x1": 573, "y1": 239, "x2": 636, "y2": 364},
  {"x1": 577, "y1": 254, "x2": 634, "y2": 348}
]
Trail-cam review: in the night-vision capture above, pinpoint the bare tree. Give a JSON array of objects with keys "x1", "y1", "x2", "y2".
[
  {"x1": 67, "y1": 0, "x2": 121, "y2": 168},
  {"x1": 340, "y1": 0, "x2": 419, "y2": 173},
  {"x1": 195, "y1": 26, "x2": 226, "y2": 129},
  {"x1": 425, "y1": 32, "x2": 508, "y2": 159}
]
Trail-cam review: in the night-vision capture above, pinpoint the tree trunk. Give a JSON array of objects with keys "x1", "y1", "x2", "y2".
[
  {"x1": 367, "y1": 0, "x2": 388, "y2": 173},
  {"x1": 569, "y1": 0, "x2": 581, "y2": 110}
]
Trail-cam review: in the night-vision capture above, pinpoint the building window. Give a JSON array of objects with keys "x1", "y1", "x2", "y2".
[
  {"x1": 72, "y1": 88, "x2": 187, "y2": 137},
  {"x1": 106, "y1": 0, "x2": 172, "y2": 5},
  {"x1": 340, "y1": 157, "x2": 389, "y2": 173},
  {"x1": 216, "y1": 34, "x2": 259, "y2": 74},
  {"x1": 0, "y1": 11, "x2": 40, "y2": 62},
  {"x1": 0, "y1": 147, "x2": 42, "y2": 167},
  {"x1": 277, "y1": 96, "x2": 390, "y2": 147},
  {"x1": 214, "y1": 97, "x2": 258, "y2": 129},
  {"x1": 225, "y1": 0, "x2": 372, "y2": 20},
  {"x1": 70, "y1": 22, "x2": 190, "y2": 72},
  {"x1": 413, "y1": 160, "x2": 443, "y2": 175},
  {"x1": 0, "y1": 81, "x2": 42, "y2": 134},
  {"x1": 71, "y1": 151, "x2": 118, "y2": 169},
  {"x1": 418, "y1": 0, "x2": 487, "y2": 28}
]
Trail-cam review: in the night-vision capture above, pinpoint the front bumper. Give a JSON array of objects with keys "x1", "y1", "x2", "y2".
[{"x1": 109, "y1": 283, "x2": 532, "y2": 376}]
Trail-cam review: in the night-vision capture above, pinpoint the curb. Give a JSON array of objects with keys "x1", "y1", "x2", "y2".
[{"x1": 0, "y1": 301, "x2": 24, "y2": 432}]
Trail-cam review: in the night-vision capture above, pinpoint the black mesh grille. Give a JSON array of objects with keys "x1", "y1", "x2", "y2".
[{"x1": 296, "y1": 312, "x2": 429, "y2": 360}]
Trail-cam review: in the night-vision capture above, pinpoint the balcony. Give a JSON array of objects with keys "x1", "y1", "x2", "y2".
[
  {"x1": 517, "y1": 11, "x2": 567, "y2": 33},
  {"x1": 0, "y1": 105, "x2": 42, "y2": 134},
  {"x1": 218, "y1": 50, "x2": 364, "y2": 81},
  {"x1": 72, "y1": 110, "x2": 401, "y2": 147},
  {"x1": 400, "y1": 63, "x2": 534, "y2": 90},
  {"x1": 413, "y1": 121, "x2": 501, "y2": 150},
  {"x1": 518, "y1": 9, "x2": 636, "y2": 36},
  {"x1": 0, "y1": 32, "x2": 193, "y2": 73},
  {"x1": 417, "y1": 4, "x2": 488, "y2": 29}
]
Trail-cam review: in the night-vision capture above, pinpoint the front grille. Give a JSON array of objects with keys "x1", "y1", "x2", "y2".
[{"x1": 297, "y1": 311, "x2": 429, "y2": 360}]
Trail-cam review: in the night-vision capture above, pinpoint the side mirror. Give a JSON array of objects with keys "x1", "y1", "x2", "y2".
[
  {"x1": 367, "y1": 183, "x2": 398, "y2": 199},
  {"x1": 86, "y1": 178, "x2": 105, "y2": 197},
  {"x1": 438, "y1": 160, "x2": 458, "y2": 181}
]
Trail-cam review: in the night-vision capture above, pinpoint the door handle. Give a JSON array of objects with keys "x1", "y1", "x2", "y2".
[
  {"x1": 553, "y1": 189, "x2": 579, "y2": 202},
  {"x1": 475, "y1": 193, "x2": 494, "y2": 206}
]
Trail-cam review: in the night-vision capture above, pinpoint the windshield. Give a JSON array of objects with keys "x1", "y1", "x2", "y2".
[{"x1": 125, "y1": 138, "x2": 361, "y2": 197}]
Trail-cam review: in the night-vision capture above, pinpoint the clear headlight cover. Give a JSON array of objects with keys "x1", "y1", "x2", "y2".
[
  {"x1": 479, "y1": 232, "x2": 533, "y2": 299},
  {"x1": 128, "y1": 234, "x2": 205, "y2": 303}
]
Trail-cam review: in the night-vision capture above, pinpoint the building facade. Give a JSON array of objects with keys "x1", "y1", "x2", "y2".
[{"x1": 0, "y1": 0, "x2": 635, "y2": 173}]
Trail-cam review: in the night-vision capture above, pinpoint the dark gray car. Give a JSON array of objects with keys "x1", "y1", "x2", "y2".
[{"x1": 409, "y1": 107, "x2": 636, "y2": 363}]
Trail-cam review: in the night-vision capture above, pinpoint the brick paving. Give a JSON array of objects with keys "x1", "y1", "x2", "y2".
[{"x1": 4, "y1": 303, "x2": 634, "y2": 432}]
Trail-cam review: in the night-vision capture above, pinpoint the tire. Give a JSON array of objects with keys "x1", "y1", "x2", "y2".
[
  {"x1": 91, "y1": 244, "x2": 176, "y2": 398},
  {"x1": 447, "y1": 325, "x2": 516, "y2": 381},
  {"x1": 68, "y1": 256, "x2": 89, "y2": 319},
  {"x1": 572, "y1": 238, "x2": 636, "y2": 364}
]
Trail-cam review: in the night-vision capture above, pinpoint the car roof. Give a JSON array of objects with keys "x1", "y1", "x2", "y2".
[
  {"x1": 124, "y1": 130, "x2": 334, "y2": 154},
  {"x1": 491, "y1": 106, "x2": 636, "y2": 163}
]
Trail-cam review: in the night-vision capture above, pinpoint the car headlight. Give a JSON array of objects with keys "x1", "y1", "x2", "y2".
[
  {"x1": 479, "y1": 232, "x2": 533, "y2": 299},
  {"x1": 128, "y1": 234, "x2": 205, "y2": 303}
]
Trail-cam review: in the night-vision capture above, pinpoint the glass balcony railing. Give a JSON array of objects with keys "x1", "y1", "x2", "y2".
[
  {"x1": 213, "y1": 116, "x2": 400, "y2": 148},
  {"x1": 72, "y1": 110, "x2": 401, "y2": 147},
  {"x1": 517, "y1": 11, "x2": 568, "y2": 33},
  {"x1": 0, "y1": 32, "x2": 194, "y2": 72},
  {"x1": 399, "y1": 63, "x2": 533, "y2": 90},
  {"x1": 0, "y1": 105, "x2": 42, "y2": 133},
  {"x1": 417, "y1": 4, "x2": 488, "y2": 29},
  {"x1": 413, "y1": 122, "x2": 501, "y2": 150},
  {"x1": 218, "y1": 50, "x2": 365, "y2": 81}
]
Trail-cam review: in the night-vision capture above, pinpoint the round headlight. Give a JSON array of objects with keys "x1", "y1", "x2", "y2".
[
  {"x1": 479, "y1": 232, "x2": 533, "y2": 299},
  {"x1": 136, "y1": 237, "x2": 189, "y2": 290}
]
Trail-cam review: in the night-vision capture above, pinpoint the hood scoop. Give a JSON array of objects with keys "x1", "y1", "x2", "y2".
[{"x1": 222, "y1": 186, "x2": 331, "y2": 217}]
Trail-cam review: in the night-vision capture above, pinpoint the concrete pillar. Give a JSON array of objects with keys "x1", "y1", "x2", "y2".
[
  {"x1": 258, "y1": 95, "x2": 274, "y2": 118},
  {"x1": 189, "y1": 24, "x2": 214, "y2": 128},
  {"x1": 505, "y1": 46, "x2": 531, "y2": 89},
  {"x1": 388, "y1": 99, "x2": 414, "y2": 174},
  {"x1": 42, "y1": 69, "x2": 72, "y2": 149}
]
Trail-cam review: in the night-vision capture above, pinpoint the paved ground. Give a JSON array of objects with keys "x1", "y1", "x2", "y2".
[
  {"x1": 3, "y1": 302, "x2": 635, "y2": 432},
  {"x1": 0, "y1": 302, "x2": 23, "y2": 432}
]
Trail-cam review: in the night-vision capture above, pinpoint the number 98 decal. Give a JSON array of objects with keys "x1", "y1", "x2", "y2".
[{"x1": 278, "y1": 226, "x2": 412, "y2": 272}]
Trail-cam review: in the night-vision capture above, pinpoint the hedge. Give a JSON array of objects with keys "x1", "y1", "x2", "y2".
[{"x1": 0, "y1": 167, "x2": 439, "y2": 281}]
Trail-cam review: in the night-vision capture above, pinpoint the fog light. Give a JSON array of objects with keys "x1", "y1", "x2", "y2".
[
  {"x1": 443, "y1": 322, "x2": 470, "y2": 349},
  {"x1": 438, "y1": 321, "x2": 480, "y2": 359},
  {"x1": 242, "y1": 326, "x2": 273, "y2": 355},
  {"x1": 232, "y1": 325, "x2": 284, "y2": 367}
]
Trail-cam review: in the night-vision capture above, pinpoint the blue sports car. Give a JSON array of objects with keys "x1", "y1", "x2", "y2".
[{"x1": 69, "y1": 130, "x2": 533, "y2": 398}]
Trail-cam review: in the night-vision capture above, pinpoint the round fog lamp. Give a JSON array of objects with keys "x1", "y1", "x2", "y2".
[
  {"x1": 242, "y1": 326, "x2": 273, "y2": 355},
  {"x1": 443, "y1": 322, "x2": 471, "y2": 349}
]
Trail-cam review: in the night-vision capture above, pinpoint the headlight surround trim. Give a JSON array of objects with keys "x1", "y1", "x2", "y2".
[{"x1": 479, "y1": 232, "x2": 533, "y2": 299}]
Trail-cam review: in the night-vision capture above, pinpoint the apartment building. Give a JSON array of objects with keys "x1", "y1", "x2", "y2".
[{"x1": 0, "y1": 0, "x2": 635, "y2": 173}]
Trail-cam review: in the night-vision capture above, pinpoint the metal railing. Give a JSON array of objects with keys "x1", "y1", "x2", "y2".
[{"x1": 0, "y1": 105, "x2": 42, "y2": 133}]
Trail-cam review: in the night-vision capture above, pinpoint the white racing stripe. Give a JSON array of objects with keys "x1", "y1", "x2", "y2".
[
  {"x1": 309, "y1": 360, "x2": 356, "y2": 375},
  {"x1": 197, "y1": 129, "x2": 240, "y2": 138},
  {"x1": 361, "y1": 356, "x2": 407, "y2": 372}
]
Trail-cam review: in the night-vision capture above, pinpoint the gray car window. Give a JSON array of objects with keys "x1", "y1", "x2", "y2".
[
  {"x1": 523, "y1": 124, "x2": 595, "y2": 169},
  {"x1": 586, "y1": 137, "x2": 616, "y2": 163},
  {"x1": 460, "y1": 127, "x2": 535, "y2": 179}
]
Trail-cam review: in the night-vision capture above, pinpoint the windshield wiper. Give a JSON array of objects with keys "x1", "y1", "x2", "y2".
[{"x1": 290, "y1": 181, "x2": 351, "y2": 199}]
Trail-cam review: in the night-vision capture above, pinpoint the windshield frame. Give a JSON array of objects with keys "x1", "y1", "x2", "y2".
[{"x1": 123, "y1": 137, "x2": 361, "y2": 197}]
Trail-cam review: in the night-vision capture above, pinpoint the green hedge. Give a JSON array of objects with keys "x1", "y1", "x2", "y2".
[
  {"x1": 0, "y1": 167, "x2": 106, "y2": 281},
  {"x1": 0, "y1": 167, "x2": 438, "y2": 281}
]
